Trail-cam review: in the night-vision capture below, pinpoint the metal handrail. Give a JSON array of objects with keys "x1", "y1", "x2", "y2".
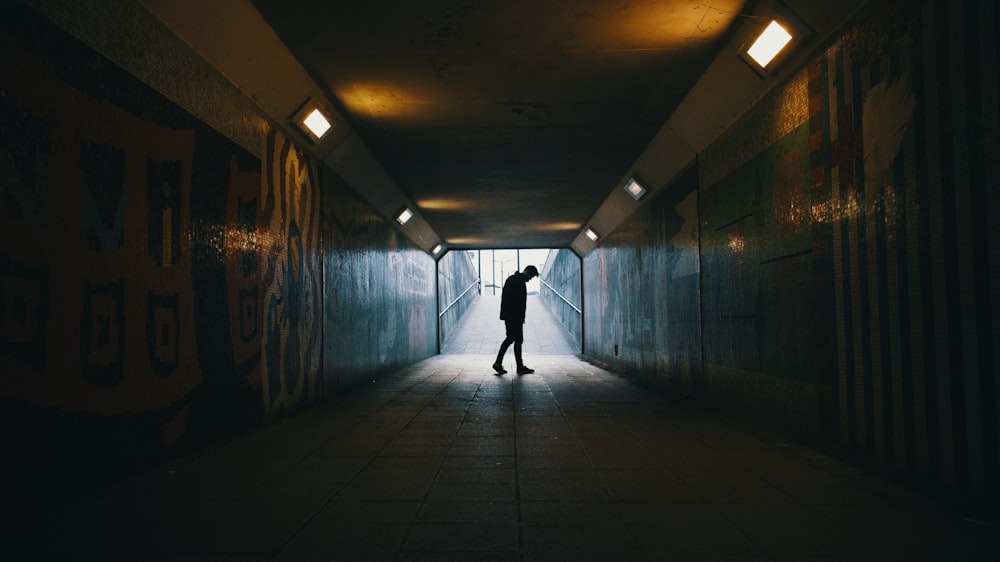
[
  {"x1": 539, "y1": 278, "x2": 581, "y2": 314},
  {"x1": 439, "y1": 278, "x2": 480, "y2": 317}
]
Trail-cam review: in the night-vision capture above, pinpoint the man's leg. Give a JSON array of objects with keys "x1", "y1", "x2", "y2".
[
  {"x1": 493, "y1": 337, "x2": 511, "y2": 374},
  {"x1": 494, "y1": 320, "x2": 520, "y2": 374},
  {"x1": 515, "y1": 340, "x2": 533, "y2": 373},
  {"x1": 509, "y1": 322, "x2": 533, "y2": 374}
]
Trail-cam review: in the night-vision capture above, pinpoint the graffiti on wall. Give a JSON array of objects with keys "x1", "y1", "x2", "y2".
[
  {"x1": 811, "y1": 0, "x2": 999, "y2": 494},
  {"x1": 226, "y1": 157, "x2": 264, "y2": 388},
  {"x1": 0, "y1": 5, "x2": 266, "y2": 518},
  {"x1": 261, "y1": 130, "x2": 321, "y2": 418},
  {"x1": 0, "y1": 33, "x2": 205, "y2": 421}
]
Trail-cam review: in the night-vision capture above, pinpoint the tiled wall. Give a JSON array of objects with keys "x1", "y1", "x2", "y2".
[
  {"x1": 321, "y1": 167, "x2": 437, "y2": 392},
  {"x1": 540, "y1": 248, "x2": 583, "y2": 351},
  {"x1": 700, "y1": 101, "x2": 819, "y2": 435},
  {"x1": 583, "y1": 166, "x2": 702, "y2": 395},
  {"x1": 803, "y1": 0, "x2": 999, "y2": 500},
  {"x1": 438, "y1": 250, "x2": 480, "y2": 349},
  {"x1": 261, "y1": 130, "x2": 325, "y2": 418},
  {"x1": 584, "y1": 0, "x2": 1000, "y2": 502},
  {"x1": 0, "y1": 3, "x2": 438, "y2": 519}
]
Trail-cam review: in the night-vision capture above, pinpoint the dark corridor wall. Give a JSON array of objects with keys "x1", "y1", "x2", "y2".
[
  {"x1": 584, "y1": 0, "x2": 999, "y2": 504},
  {"x1": 0, "y1": 3, "x2": 437, "y2": 520},
  {"x1": 438, "y1": 250, "x2": 480, "y2": 349},
  {"x1": 540, "y1": 248, "x2": 583, "y2": 351},
  {"x1": 583, "y1": 166, "x2": 703, "y2": 395},
  {"x1": 322, "y1": 167, "x2": 437, "y2": 391}
]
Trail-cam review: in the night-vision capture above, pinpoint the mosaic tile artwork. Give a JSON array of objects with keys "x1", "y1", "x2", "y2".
[{"x1": 0, "y1": 4, "x2": 441, "y2": 519}]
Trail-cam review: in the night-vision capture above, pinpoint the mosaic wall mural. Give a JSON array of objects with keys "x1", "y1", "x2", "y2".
[
  {"x1": 0, "y1": 4, "x2": 267, "y2": 517},
  {"x1": 0, "y1": 3, "x2": 441, "y2": 519},
  {"x1": 582, "y1": 0, "x2": 998, "y2": 502},
  {"x1": 261, "y1": 130, "x2": 322, "y2": 419},
  {"x1": 807, "y1": 0, "x2": 998, "y2": 500},
  {"x1": 700, "y1": 120, "x2": 819, "y2": 430}
]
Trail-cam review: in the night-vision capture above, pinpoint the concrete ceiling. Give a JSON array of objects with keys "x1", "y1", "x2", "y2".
[
  {"x1": 131, "y1": 0, "x2": 863, "y2": 254},
  {"x1": 249, "y1": 0, "x2": 748, "y2": 250}
]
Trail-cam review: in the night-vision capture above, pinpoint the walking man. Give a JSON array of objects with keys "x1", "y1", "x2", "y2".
[{"x1": 493, "y1": 265, "x2": 539, "y2": 375}]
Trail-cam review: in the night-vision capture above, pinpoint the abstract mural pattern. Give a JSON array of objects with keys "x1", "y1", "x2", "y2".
[
  {"x1": 261, "y1": 130, "x2": 321, "y2": 419},
  {"x1": 0, "y1": 2, "x2": 443, "y2": 521},
  {"x1": 0, "y1": 4, "x2": 263, "y2": 519},
  {"x1": 580, "y1": 0, "x2": 998, "y2": 504},
  {"x1": 808, "y1": 0, "x2": 999, "y2": 498}
]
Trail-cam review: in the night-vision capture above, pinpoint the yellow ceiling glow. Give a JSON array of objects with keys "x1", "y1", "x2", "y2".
[
  {"x1": 416, "y1": 198, "x2": 482, "y2": 211},
  {"x1": 444, "y1": 237, "x2": 491, "y2": 245},
  {"x1": 338, "y1": 83, "x2": 431, "y2": 119},
  {"x1": 581, "y1": 0, "x2": 743, "y2": 49},
  {"x1": 538, "y1": 222, "x2": 582, "y2": 232}
]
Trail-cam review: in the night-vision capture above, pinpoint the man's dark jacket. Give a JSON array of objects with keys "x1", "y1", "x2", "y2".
[{"x1": 499, "y1": 272, "x2": 529, "y2": 323}]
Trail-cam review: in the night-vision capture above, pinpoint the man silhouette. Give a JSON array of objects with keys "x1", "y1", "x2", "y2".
[{"x1": 493, "y1": 265, "x2": 539, "y2": 375}]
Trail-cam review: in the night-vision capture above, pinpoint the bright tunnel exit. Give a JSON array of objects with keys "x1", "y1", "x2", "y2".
[
  {"x1": 467, "y1": 248, "x2": 552, "y2": 296},
  {"x1": 438, "y1": 248, "x2": 582, "y2": 357}
]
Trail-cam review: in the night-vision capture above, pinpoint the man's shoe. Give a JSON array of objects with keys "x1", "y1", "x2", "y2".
[
  {"x1": 516, "y1": 365, "x2": 535, "y2": 374},
  {"x1": 492, "y1": 362, "x2": 507, "y2": 374}
]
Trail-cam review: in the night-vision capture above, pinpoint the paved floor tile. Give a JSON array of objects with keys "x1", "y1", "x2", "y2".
[
  {"x1": 403, "y1": 522, "x2": 519, "y2": 551},
  {"x1": 419, "y1": 501, "x2": 518, "y2": 524},
  {"x1": 314, "y1": 500, "x2": 421, "y2": 522},
  {"x1": 521, "y1": 522, "x2": 638, "y2": 552},
  {"x1": 6, "y1": 296, "x2": 997, "y2": 559}
]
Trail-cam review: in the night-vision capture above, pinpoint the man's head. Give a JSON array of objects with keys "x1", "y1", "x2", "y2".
[{"x1": 523, "y1": 265, "x2": 539, "y2": 279}]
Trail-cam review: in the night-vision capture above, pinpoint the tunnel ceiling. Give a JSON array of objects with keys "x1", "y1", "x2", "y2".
[{"x1": 249, "y1": 0, "x2": 750, "y2": 249}]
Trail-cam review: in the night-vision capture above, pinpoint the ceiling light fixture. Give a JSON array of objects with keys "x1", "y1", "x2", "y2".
[
  {"x1": 738, "y1": 3, "x2": 810, "y2": 76},
  {"x1": 431, "y1": 243, "x2": 443, "y2": 255},
  {"x1": 291, "y1": 99, "x2": 335, "y2": 143},
  {"x1": 395, "y1": 207, "x2": 414, "y2": 225},
  {"x1": 624, "y1": 177, "x2": 647, "y2": 201},
  {"x1": 746, "y1": 20, "x2": 792, "y2": 69},
  {"x1": 302, "y1": 108, "x2": 332, "y2": 140},
  {"x1": 585, "y1": 228, "x2": 599, "y2": 242}
]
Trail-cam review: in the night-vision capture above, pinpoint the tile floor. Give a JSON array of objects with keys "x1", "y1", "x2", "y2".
[{"x1": 5, "y1": 295, "x2": 998, "y2": 560}]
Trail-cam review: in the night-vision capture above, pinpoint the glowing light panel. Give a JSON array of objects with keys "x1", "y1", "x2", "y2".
[
  {"x1": 624, "y1": 177, "x2": 647, "y2": 200},
  {"x1": 746, "y1": 20, "x2": 793, "y2": 68},
  {"x1": 395, "y1": 207, "x2": 413, "y2": 225},
  {"x1": 585, "y1": 228, "x2": 599, "y2": 242},
  {"x1": 301, "y1": 108, "x2": 332, "y2": 140}
]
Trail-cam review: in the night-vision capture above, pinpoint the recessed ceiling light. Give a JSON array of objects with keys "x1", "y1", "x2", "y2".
[
  {"x1": 585, "y1": 228, "x2": 599, "y2": 242},
  {"x1": 624, "y1": 177, "x2": 647, "y2": 200},
  {"x1": 301, "y1": 108, "x2": 332, "y2": 140},
  {"x1": 431, "y1": 243, "x2": 442, "y2": 254},
  {"x1": 746, "y1": 20, "x2": 793, "y2": 69},
  {"x1": 395, "y1": 207, "x2": 414, "y2": 225}
]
